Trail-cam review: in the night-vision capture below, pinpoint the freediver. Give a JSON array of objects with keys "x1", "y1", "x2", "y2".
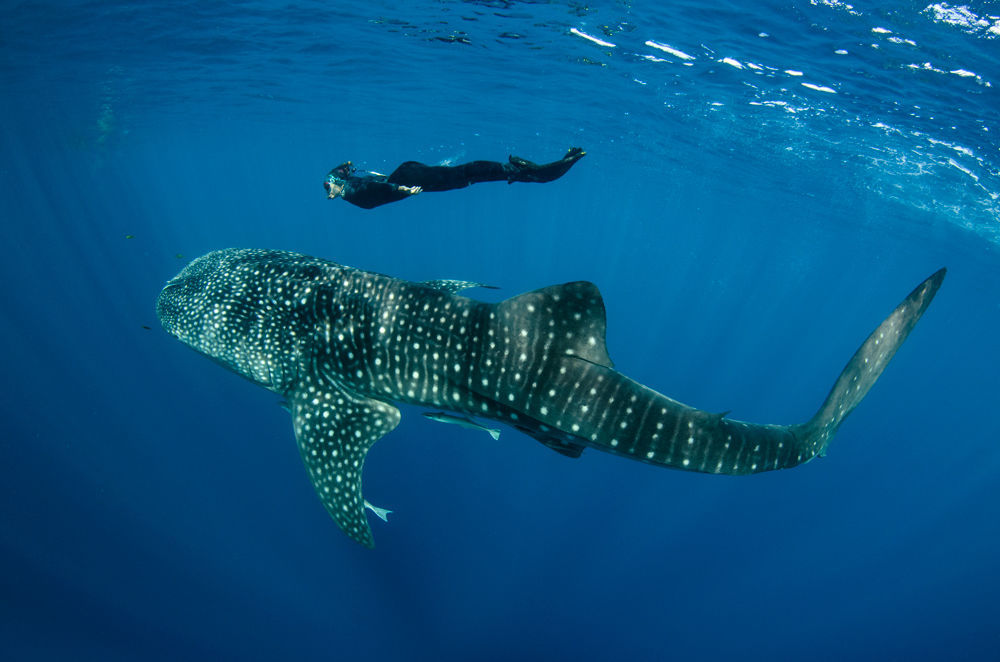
[{"x1": 323, "y1": 147, "x2": 585, "y2": 209}]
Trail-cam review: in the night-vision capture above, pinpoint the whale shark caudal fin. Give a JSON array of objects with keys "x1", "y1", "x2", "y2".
[
  {"x1": 289, "y1": 375, "x2": 400, "y2": 548},
  {"x1": 795, "y1": 267, "x2": 946, "y2": 456}
]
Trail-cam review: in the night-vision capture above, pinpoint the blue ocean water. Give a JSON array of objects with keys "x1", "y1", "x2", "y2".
[{"x1": 2, "y1": 0, "x2": 999, "y2": 659}]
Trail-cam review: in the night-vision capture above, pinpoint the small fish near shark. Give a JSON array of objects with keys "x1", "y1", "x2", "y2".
[
  {"x1": 157, "y1": 248, "x2": 945, "y2": 548},
  {"x1": 423, "y1": 411, "x2": 501, "y2": 440}
]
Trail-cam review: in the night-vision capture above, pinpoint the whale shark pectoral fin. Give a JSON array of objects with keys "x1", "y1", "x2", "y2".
[
  {"x1": 420, "y1": 279, "x2": 498, "y2": 294},
  {"x1": 289, "y1": 379, "x2": 400, "y2": 549}
]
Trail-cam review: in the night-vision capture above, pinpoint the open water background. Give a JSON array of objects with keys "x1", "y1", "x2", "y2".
[{"x1": 2, "y1": 1, "x2": 999, "y2": 659}]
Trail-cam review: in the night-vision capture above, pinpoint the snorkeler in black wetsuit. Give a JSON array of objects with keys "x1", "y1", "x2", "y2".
[{"x1": 324, "y1": 147, "x2": 585, "y2": 209}]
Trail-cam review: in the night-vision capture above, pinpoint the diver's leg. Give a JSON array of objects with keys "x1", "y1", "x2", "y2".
[
  {"x1": 387, "y1": 162, "x2": 437, "y2": 188},
  {"x1": 388, "y1": 148, "x2": 585, "y2": 190},
  {"x1": 506, "y1": 147, "x2": 585, "y2": 183},
  {"x1": 388, "y1": 160, "x2": 507, "y2": 192}
]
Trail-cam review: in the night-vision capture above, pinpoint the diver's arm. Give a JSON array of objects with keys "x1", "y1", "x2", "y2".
[{"x1": 343, "y1": 180, "x2": 421, "y2": 209}]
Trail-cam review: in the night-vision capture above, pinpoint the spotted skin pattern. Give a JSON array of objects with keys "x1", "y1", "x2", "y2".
[{"x1": 158, "y1": 249, "x2": 945, "y2": 547}]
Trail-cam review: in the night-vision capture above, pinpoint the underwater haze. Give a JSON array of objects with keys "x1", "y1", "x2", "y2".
[{"x1": 2, "y1": 1, "x2": 1000, "y2": 660}]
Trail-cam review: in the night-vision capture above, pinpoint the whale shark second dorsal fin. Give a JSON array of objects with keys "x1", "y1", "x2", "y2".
[
  {"x1": 495, "y1": 281, "x2": 614, "y2": 369},
  {"x1": 420, "y1": 279, "x2": 498, "y2": 294}
]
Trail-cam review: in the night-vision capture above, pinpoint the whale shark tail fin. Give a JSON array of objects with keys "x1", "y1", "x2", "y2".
[{"x1": 797, "y1": 268, "x2": 946, "y2": 455}]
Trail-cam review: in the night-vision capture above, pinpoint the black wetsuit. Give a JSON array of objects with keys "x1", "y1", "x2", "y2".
[{"x1": 328, "y1": 148, "x2": 585, "y2": 210}]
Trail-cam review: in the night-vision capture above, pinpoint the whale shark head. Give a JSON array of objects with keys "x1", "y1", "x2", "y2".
[
  {"x1": 157, "y1": 248, "x2": 342, "y2": 392},
  {"x1": 157, "y1": 251, "x2": 228, "y2": 342}
]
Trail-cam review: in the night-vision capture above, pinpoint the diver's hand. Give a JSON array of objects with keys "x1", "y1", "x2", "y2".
[{"x1": 398, "y1": 185, "x2": 422, "y2": 195}]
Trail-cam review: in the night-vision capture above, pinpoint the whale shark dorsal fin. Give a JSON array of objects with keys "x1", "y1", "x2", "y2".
[
  {"x1": 289, "y1": 377, "x2": 400, "y2": 548},
  {"x1": 420, "y1": 279, "x2": 499, "y2": 294},
  {"x1": 497, "y1": 281, "x2": 613, "y2": 368}
]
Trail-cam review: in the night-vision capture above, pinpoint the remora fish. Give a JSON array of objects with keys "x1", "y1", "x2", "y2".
[
  {"x1": 157, "y1": 248, "x2": 945, "y2": 548},
  {"x1": 423, "y1": 411, "x2": 502, "y2": 440}
]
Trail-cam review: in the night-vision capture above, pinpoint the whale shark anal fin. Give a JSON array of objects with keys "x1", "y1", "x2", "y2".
[
  {"x1": 513, "y1": 424, "x2": 587, "y2": 458},
  {"x1": 535, "y1": 436, "x2": 587, "y2": 458},
  {"x1": 289, "y1": 378, "x2": 400, "y2": 548}
]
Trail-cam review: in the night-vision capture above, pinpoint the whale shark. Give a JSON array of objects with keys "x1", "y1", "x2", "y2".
[{"x1": 157, "y1": 248, "x2": 945, "y2": 548}]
